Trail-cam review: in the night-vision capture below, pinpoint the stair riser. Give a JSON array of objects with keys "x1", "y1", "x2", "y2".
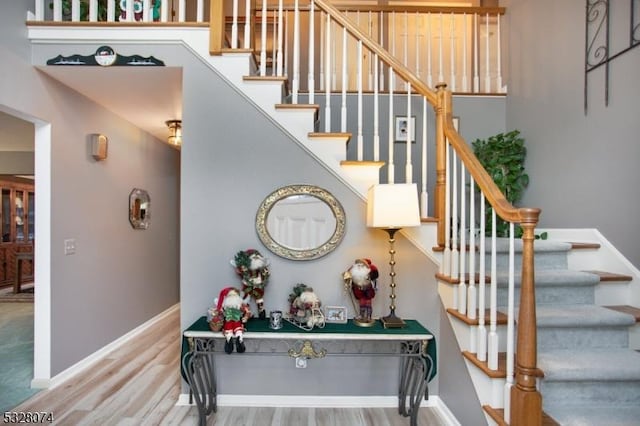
[
  {"x1": 496, "y1": 286, "x2": 594, "y2": 307},
  {"x1": 480, "y1": 251, "x2": 568, "y2": 272},
  {"x1": 538, "y1": 327, "x2": 629, "y2": 350},
  {"x1": 541, "y1": 380, "x2": 640, "y2": 407}
]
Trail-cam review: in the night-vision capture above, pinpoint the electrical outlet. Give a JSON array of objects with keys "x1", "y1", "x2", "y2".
[
  {"x1": 64, "y1": 238, "x2": 76, "y2": 255},
  {"x1": 295, "y1": 357, "x2": 307, "y2": 368}
]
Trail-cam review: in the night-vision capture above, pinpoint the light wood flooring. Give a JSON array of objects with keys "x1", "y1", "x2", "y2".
[{"x1": 14, "y1": 307, "x2": 448, "y2": 425}]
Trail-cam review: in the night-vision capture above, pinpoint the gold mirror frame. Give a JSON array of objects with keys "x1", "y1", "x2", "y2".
[
  {"x1": 129, "y1": 188, "x2": 150, "y2": 229},
  {"x1": 256, "y1": 184, "x2": 346, "y2": 260}
]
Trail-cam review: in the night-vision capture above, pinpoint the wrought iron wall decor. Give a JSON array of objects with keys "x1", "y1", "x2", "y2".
[{"x1": 585, "y1": 0, "x2": 640, "y2": 113}]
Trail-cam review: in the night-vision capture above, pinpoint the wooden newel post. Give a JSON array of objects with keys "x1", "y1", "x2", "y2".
[
  {"x1": 209, "y1": 0, "x2": 225, "y2": 55},
  {"x1": 434, "y1": 83, "x2": 448, "y2": 248},
  {"x1": 511, "y1": 208, "x2": 542, "y2": 426}
]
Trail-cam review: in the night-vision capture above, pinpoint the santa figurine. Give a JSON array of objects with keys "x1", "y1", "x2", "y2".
[
  {"x1": 214, "y1": 287, "x2": 252, "y2": 354},
  {"x1": 288, "y1": 284, "x2": 325, "y2": 329},
  {"x1": 343, "y1": 258, "x2": 379, "y2": 327},
  {"x1": 231, "y1": 249, "x2": 271, "y2": 319}
]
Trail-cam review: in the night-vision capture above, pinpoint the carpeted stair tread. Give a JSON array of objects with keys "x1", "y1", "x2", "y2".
[
  {"x1": 494, "y1": 269, "x2": 600, "y2": 287},
  {"x1": 536, "y1": 305, "x2": 636, "y2": 327},
  {"x1": 543, "y1": 405, "x2": 640, "y2": 426},
  {"x1": 539, "y1": 348, "x2": 640, "y2": 381}
]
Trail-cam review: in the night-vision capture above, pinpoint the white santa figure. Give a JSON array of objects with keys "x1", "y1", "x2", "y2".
[
  {"x1": 215, "y1": 287, "x2": 252, "y2": 354},
  {"x1": 294, "y1": 287, "x2": 325, "y2": 329}
]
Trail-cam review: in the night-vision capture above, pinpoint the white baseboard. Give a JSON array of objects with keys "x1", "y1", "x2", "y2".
[
  {"x1": 31, "y1": 303, "x2": 179, "y2": 389},
  {"x1": 177, "y1": 393, "x2": 459, "y2": 425}
]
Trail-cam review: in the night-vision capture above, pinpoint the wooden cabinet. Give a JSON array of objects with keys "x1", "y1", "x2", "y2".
[{"x1": 0, "y1": 176, "x2": 34, "y2": 288}]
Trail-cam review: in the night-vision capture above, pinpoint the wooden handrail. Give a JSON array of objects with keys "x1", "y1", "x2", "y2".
[
  {"x1": 266, "y1": 4, "x2": 505, "y2": 15},
  {"x1": 314, "y1": 0, "x2": 438, "y2": 106},
  {"x1": 438, "y1": 85, "x2": 541, "y2": 225}
]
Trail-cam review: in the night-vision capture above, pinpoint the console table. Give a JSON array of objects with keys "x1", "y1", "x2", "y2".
[{"x1": 181, "y1": 316, "x2": 436, "y2": 426}]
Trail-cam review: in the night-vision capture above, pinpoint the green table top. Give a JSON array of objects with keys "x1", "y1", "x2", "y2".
[{"x1": 182, "y1": 316, "x2": 437, "y2": 382}]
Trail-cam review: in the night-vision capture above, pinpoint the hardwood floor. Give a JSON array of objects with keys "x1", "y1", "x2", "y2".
[{"x1": 14, "y1": 307, "x2": 448, "y2": 425}]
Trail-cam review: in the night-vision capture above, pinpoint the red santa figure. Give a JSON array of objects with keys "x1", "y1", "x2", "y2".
[
  {"x1": 343, "y1": 258, "x2": 379, "y2": 326},
  {"x1": 231, "y1": 249, "x2": 270, "y2": 319},
  {"x1": 215, "y1": 287, "x2": 252, "y2": 354}
]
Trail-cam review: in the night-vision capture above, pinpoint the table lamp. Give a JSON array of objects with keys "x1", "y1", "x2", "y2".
[{"x1": 366, "y1": 183, "x2": 421, "y2": 328}]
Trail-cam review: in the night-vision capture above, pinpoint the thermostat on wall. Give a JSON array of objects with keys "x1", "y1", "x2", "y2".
[{"x1": 91, "y1": 134, "x2": 108, "y2": 161}]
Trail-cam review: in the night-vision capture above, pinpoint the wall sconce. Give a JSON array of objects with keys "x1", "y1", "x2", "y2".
[
  {"x1": 366, "y1": 183, "x2": 421, "y2": 328},
  {"x1": 165, "y1": 120, "x2": 182, "y2": 147}
]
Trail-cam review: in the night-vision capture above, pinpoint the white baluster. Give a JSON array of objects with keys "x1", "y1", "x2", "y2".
[
  {"x1": 196, "y1": 0, "x2": 203, "y2": 22},
  {"x1": 308, "y1": 0, "x2": 315, "y2": 103},
  {"x1": 107, "y1": 0, "x2": 115, "y2": 22},
  {"x1": 178, "y1": 0, "x2": 185, "y2": 22},
  {"x1": 260, "y1": 0, "x2": 267, "y2": 76},
  {"x1": 438, "y1": 13, "x2": 444, "y2": 83},
  {"x1": 72, "y1": 0, "x2": 80, "y2": 21},
  {"x1": 284, "y1": 13, "x2": 289, "y2": 77},
  {"x1": 477, "y1": 193, "x2": 487, "y2": 361},
  {"x1": 387, "y1": 70, "x2": 395, "y2": 184},
  {"x1": 272, "y1": 9, "x2": 278, "y2": 76},
  {"x1": 243, "y1": 0, "x2": 251, "y2": 48},
  {"x1": 35, "y1": 0, "x2": 44, "y2": 21},
  {"x1": 357, "y1": 40, "x2": 364, "y2": 161},
  {"x1": 450, "y1": 13, "x2": 456, "y2": 91},
  {"x1": 373, "y1": 53, "x2": 380, "y2": 162},
  {"x1": 504, "y1": 223, "x2": 516, "y2": 420},
  {"x1": 90, "y1": 0, "x2": 98, "y2": 22},
  {"x1": 379, "y1": 11, "x2": 385, "y2": 92},
  {"x1": 292, "y1": 0, "x2": 300, "y2": 103},
  {"x1": 443, "y1": 141, "x2": 452, "y2": 280},
  {"x1": 458, "y1": 165, "x2": 467, "y2": 315},
  {"x1": 497, "y1": 14, "x2": 503, "y2": 92},
  {"x1": 231, "y1": 0, "x2": 239, "y2": 48},
  {"x1": 340, "y1": 26, "x2": 347, "y2": 132},
  {"x1": 276, "y1": 0, "x2": 284, "y2": 76},
  {"x1": 127, "y1": 0, "x2": 134, "y2": 21},
  {"x1": 451, "y1": 150, "x2": 459, "y2": 278},
  {"x1": 405, "y1": 85, "x2": 413, "y2": 183},
  {"x1": 488, "y1": 209, "x2": 499, "y2": 370},
  {"x1": 427, "y1": 13, "x2": 433, "y2": 88},
  {"x1": 319, "y1": 11, "x2": 324, "y2": 88},
  {"x1": 462, "y1": 13, "x2": 468, "y2": 92},
  {"x1": 473, "y1": 14, "x2": 479, "y2": 93},
  {"x1": 391, "y1": 12, "x2": 397, "y2": 90},
  {"x1": 420, "y1": 97, "x2": 428, "y2": 218},
  {"x1": 368, "y1": 11, "x2": 374, "y2": 91},
  {"x1": 485, "y1": 13, "x2": 491, "y2": 93},
  {"x1": 324, "y1": 12, "x2": 331, "y2": 132},
  {"x1": 468, "y1": 176, "x2": 477, "y2": 353},
  {"x1": 403, "y1": 12, "x2": 409, "y2": 91},
  {"x1": 331, "y1": 20, "x2": 337, "y2": 90},
  {"x1": 160, "y1": 0, "x2": 169, "y2": 22},
  {"x1": 415, "y1": 12, "x2": 421, "y2": 80},
  {"x1": 143, "y1": 0, "x2": 151, "y2": 22}
]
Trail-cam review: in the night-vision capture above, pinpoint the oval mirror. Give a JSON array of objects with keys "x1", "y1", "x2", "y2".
[
  {"x1": 256, "y1": 185, "x2": 346, "y2": 260},
  {"x1": 129, "y1": 188, "x2": 150, "y2": 229}
]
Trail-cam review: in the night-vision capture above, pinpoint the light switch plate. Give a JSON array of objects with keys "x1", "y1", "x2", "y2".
[{"x1": 64, "y1": 238, "x2": 76, "y2": 255}]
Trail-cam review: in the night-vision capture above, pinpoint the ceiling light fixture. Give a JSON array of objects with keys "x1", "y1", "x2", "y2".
[{"x1": 166, "y1": 119, "x2": 182, "y2": 147}]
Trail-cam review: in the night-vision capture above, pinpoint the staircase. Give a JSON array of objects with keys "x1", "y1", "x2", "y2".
[{"x1": 442, "y1": 238, "x2": 640, "y2": 425}]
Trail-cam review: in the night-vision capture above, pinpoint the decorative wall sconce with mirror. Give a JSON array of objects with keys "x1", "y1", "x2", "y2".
[
  {"x1": 129, "y1": 188, "x2": 150, "y2": 229},
  {"x1": 256, "y1": 184, "x2": 346, "y2": 260}
]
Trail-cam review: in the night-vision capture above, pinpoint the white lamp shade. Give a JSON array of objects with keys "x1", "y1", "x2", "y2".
[{"x1": 366, "y1": 183, "x2": 421, "y2": 229}]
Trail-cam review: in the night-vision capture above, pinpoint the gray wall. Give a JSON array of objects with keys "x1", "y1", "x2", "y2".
[
  {"x1": 1, "y1": 0, "x2": 180, "y2": 376},
  {"x1": 179, "y1": 47, "x2": 444, "y2": 396},
  {"x1": 504, "y1": 0, "x2": 640, "y2": 267}
]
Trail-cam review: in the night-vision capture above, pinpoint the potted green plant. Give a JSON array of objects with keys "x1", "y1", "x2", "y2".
[{"x1": 472, "y1": 130, "x2": 546, "y2": 239}]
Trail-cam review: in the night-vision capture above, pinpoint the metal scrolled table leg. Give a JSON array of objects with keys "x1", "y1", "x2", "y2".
[
  {"x1": 398, "y1": 341, "x2": 430, "y2": 426},
  {"x1": 181, "y1": 339, "x2": 217, "y2": 426}
]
